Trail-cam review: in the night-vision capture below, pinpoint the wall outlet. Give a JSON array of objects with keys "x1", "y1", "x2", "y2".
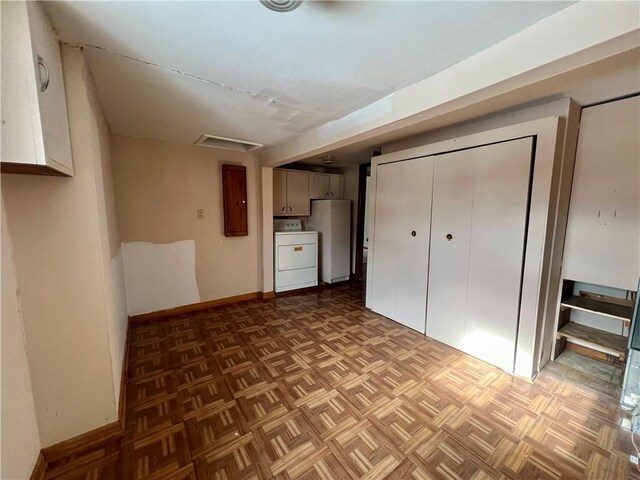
[{"x1": 196, "y1": 209, "x2": 205, "y2": 220}]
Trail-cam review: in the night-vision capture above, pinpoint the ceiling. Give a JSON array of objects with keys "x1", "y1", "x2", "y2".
[{"x1": 44, "y1": 1, "x2": 572, "y2": 151}]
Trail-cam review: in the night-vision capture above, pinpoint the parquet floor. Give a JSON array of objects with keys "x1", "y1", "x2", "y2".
[{"x1": 46, "y1": 282, "x2": 638, "y2": 479}]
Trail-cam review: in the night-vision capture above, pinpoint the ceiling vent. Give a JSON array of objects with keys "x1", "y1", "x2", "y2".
[{"x1": 194, "y1": 134, "x2": 263, "y2": 152}]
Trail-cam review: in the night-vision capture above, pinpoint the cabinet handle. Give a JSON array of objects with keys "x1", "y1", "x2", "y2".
[
  {"x1": 281, "y1": 206, "x2": 285, "y2": 212},
  {"x1": 446, "y1": 233, "x2": 453, "y2": 241},
  {"x1": 37, "y1": 55, "x2": 49, "y2": 92},
  {"x1": 289, "y1": 206, "x2": 292, "y2": 212},
  {"x1": 411, "y1": 231, "x2": 417, "y2": 237}
]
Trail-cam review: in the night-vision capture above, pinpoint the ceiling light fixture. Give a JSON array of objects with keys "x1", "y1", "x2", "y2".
[
  {"x1": 321, "y1": 154, "x2": 335, "y2": 165},
  {"x1": 260, "y1": 0, "x2": 302, "y2": 13}
]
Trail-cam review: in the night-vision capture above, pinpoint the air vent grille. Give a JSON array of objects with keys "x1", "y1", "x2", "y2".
[{"x1": 194, "y1": 134, "x2": 263, "y2": 152}]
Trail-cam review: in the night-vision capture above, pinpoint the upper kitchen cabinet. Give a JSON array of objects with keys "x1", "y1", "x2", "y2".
[
  {"x1": 1, "y1": 1, "x2": 73, "y2": 176},
  {"x1": 273, "y1": 169, "x2": 310, "y2": 216},
  {"x1": 310, "y1": 173, "x2": 330, "y2": 199},
  {"x1": 329, "y1": 174, "x2": 344, "y2": 198},
  {"x1": 310, "y1": 172, "x2": 344, "y2": 199}
]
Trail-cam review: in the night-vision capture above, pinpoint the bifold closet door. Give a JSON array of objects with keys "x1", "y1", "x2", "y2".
[
  {"x1": 371, "y1": 157, "x2": 433, "y2": 332},
  {"x1": 426, "y1": 137, "x2": 533, "y2": 372}
]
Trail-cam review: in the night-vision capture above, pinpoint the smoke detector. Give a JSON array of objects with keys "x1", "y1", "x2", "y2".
[
  {"x1": 321, "y1": 154, "x2": 335, "y2": 165},
  {"x1": 194, "y1": 134, "x2": 263, "y2": 152},
  {"x1": 260, "y1": 0, "x2": 302, "y2": 12}
]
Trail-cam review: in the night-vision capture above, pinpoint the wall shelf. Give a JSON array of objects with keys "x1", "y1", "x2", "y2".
[
  {"x1": 557, "y1": 321, "x2": 627, "y2": 360},
  {"x1": 560, "y1": 295, "x2": 633, "y2": 325}
]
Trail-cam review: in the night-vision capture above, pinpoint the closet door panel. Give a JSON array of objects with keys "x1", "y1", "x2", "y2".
[
  {"x1": 370, "y1": 162, "x2": 403, "y2": 320},
  {"x1": 395, "y1": 157, "x2": 433, "y2": 333},
  {"x1": 464, "y1": 138, "x2": 533, "y2": 372},
  {"x1": 426, "y1": 153, "x2": 475, "y2": 346}
]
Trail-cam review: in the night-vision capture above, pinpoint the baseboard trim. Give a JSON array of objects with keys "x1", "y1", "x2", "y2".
[
  {"x1": 42, "y1": 421, "x2": 123, "y2": 464},
  {"x1": 34, "y1": 321, "x2": 131, "y2": 475},
  {"x1": 29, "y1": 451, "x2": 47, "y2": 480},
  {"x1": 128, "y1": 291, "x2": 262, "y2": 324},
  {"x1": 31, "y1": 289, "x2": 275, "y2": 476}
]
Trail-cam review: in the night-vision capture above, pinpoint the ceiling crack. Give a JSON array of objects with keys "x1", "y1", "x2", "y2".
[{"x1": 63, "y1": 41, "x2": 282, "y2": 104}]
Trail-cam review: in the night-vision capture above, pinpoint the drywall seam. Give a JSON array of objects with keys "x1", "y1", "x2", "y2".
[
  {"x1": 60, "y1": 41, "x2": 277, "y2": 104},
  {"x1": 121, "y1": 240, "x2": 201, "y2": 316}
]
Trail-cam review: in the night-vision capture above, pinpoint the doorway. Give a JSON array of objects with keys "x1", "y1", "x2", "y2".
[{"x1": 354, "y1": 162, "x2": 371, "y2": 279}]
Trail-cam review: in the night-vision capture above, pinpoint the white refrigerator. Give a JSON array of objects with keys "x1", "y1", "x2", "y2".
[{"x1": 308, "y1": 199, "x2": 351, "y2": 284}]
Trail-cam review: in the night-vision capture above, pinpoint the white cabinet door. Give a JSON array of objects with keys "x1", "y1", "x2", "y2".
[
  {"x1": 273, "y1": 169, "x2": 287, "y2": 215},
  {"x1": 371, "y1": 157, "x2": 433, "y2": 332},
  {"x1": 310, "y1": 173, "x2": 330, "y2": 199},
  {"x1": 0, "y1": 1, "x2": 72, "y2": 175},
  {"x1": 329, "y1": 174, "x2": 344, "y2": 198},
  {"x1": 1, "y1": 1, "x2": 38, "y2": 165},
  {"x1": 27, "y1": 2, "x2": 73, "y2": 173},
  {"x1": 562, "y1": 96, "x2": 640, "y2": 291},
  {"x1": 427, "y1": 138, "x2": 533, "y2": 372},
  {"x1": 286, "y1": 171, "x2": 310, "y2": 216}
]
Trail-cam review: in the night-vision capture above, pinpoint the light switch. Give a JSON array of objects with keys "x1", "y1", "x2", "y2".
[{"x1": 196, "y1": 209, "x2": 205, "y2": 219}]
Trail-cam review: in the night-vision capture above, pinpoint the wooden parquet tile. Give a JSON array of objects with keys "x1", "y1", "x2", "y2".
[{"x1": 47, "y1": 282, "x2": 639, "y2": 479}]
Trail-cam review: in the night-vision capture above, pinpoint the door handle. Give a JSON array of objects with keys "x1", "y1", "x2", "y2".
[{"x1": 37, "y1": 55, "x2": 49, "y2": 92}]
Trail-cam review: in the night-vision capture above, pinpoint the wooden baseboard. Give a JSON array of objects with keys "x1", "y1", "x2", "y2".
[
  {"x1": 31, "y1": 289, "x2": 281, "y2": 476},
  {"x1": 128, "y1": 291, "x2": 262, "y2": 324},
  {"x1": 42, "y1": 421, "x2": 123, "y2": 464},
  {"x1": 29, "y1": 451, "x2": 47, "y2": 480}
]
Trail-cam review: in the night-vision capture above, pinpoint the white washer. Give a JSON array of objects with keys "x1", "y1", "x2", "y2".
[{"x1": 274, "y1": 219, "x2": 318, "y2": 293}]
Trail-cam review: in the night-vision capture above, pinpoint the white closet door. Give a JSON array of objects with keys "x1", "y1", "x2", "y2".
[
  {"x1": 562, "y1": 96, "x2": 640, "y2": 290},
  {"x1": 371, "y1": 162, "x2": 403, "y2": 320},
  {"x1": 395, "y1": 158, "x2": 433, "y2": 332},
  {"x1": 464, "y1": 138, "x2": 533, "y2": 372},
  {"x1": 371, "y1": 157, "x2": 433, "y2": 332},
  {"x1": 427, "y1": 138, "x2": 533, "y2": 372},
  {"x1": 426, "y1": 153, "x2": 475, "y2": 346}
]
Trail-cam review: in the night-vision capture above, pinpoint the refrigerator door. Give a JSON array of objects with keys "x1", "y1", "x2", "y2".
[{"x1": 330, "y1": 200, "x2": 351, "y2": 282}]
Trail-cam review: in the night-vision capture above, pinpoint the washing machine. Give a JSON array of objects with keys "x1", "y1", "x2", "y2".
[{"x1": 274, "y1": 219, "x2": 318, "y2": 293}]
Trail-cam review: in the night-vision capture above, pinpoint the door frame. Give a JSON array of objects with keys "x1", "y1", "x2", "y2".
[
  {"x1": 354, "y1": 162, "x2": 370, "y2": 278},
  {"x1": 367, "y1": 116, "x2": 567, "y2": 379}
]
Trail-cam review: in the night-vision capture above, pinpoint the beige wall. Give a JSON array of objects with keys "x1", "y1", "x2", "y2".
[
  {"x1": 89, "y1": 60, "x2": 128, "y2": 403},
  {"x1": 1, "y1": 46, "x2": 125, "y2": 446},
  {"x1": 1, "y1": 202, "x2": 42, "y2": 479},
  {"x1": 110, "y1": 135, "x2": 261, "y2": 314}
]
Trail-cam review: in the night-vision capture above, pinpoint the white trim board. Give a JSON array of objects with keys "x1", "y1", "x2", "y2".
[{"x1": 366, "y1": 117, "x2": 565, "y2": 380}]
